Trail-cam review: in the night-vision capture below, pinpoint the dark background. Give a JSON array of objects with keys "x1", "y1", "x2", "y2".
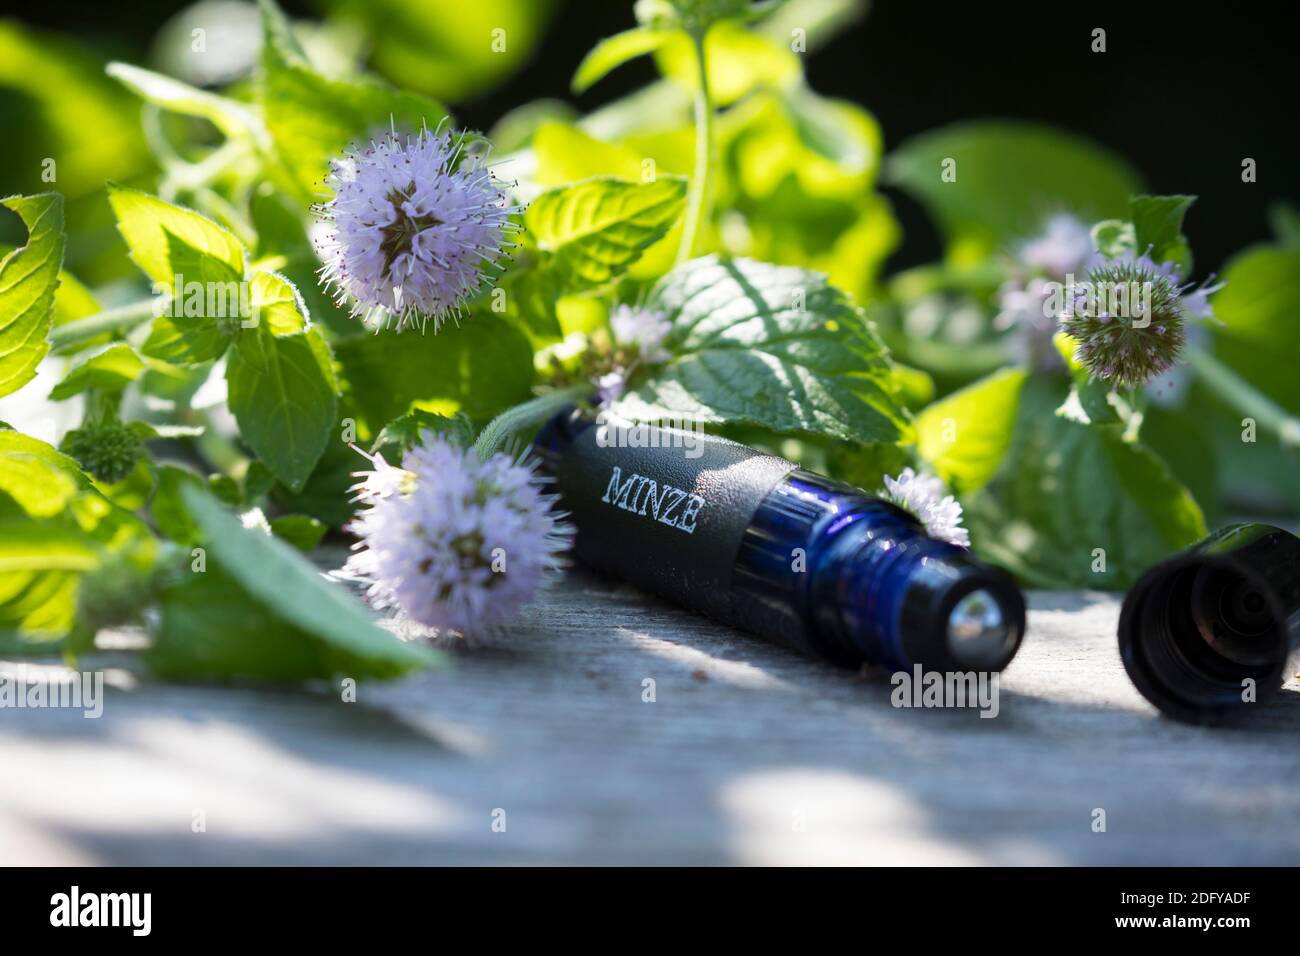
[{"x1": 6, "y1": 0, "x2": 1296, "y2": 274}]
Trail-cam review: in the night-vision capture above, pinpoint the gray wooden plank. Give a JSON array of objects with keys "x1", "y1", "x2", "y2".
[{"x1": 1, "y1": 571, "x2": 1297, "y2": 865}]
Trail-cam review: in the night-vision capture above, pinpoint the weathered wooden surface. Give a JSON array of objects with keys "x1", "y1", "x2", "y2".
[{"x1": 2, "y1": 570, "x2": 1298, "y2": 865}]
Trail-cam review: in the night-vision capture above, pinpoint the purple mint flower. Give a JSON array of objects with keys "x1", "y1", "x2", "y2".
[
  {"x1": 1018, "y1": 213, "x2": 1094, "y2": 279},
  {"x1": 345, "y1": 434, "x2": 571, "y2": 635},
  {"x1": 315, "y1": 127, "x2": 520, "y2": 331},
  {"x1": 882, "y1": 467, "x2": 970, "y2": 548},
  {"x1": 610, "y1": 304, "x2": 672, "y2": 364},
  {"x1": 996, "y1": 214, "x2": 1095, "y2": 372}
]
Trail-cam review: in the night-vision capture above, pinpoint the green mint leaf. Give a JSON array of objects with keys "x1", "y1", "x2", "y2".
[
  {"x1": 0, "y1": 193, "x2": 64, "y2": 398},
  {"x1": 268, "y1": 437, "x2": 361, "y2": 529},
  {"x1": 572, "y1": 26, "x2": 673, "y2": 93},
  {"x1": 885, "y1": 122, "x2": 1141, "y2": 256},
  {"x1": 48, "y1": 343, "x2": 144, "y2": 401},
  {"x1": 527, "y1": 176, "x2": 688, "y2": 291},
  {"x1": 0, "y1": 429, "x2": 85, "y2": 518},
  {"x1": 226, "y1": 323, "x2": 340, "y2": 493},
  {"x1": 966, "y1": 381, "x2": 1206, "y2": 589},
  {"x1": 268, "y1": 514, "x2": 327, "y2": 552},
  {"x1": 0, "y1": 515, "x2": 100, "y2": 649},
  {"x1": 149, "y1": 463, "x2": 205, "y2": 546},
  {"x1": 1090, "y1": 218, "x2": 1136, "y2": 260},
  {"x1": 336, "y1": 317, "x2": 534, "y2": 433},
  {"x1": 105, "y1": 61, "x2": 266, "y2": 145},
  {"x1": 915, "y1": 367, "x2": 1026, "y2": 494},
  {"x1": 107, "y1": 183, "x2": 245, "y2": 287},
  {"x1": 372, "y1": 409, "x2": 475, "y2": 455},
  {"x1": 616, "y1": 256, "x2": 910, "y2": 442},
  {"x1": 1130, "y1": 194, "x2": 1195, "y2": 273},
  {"x1": 258, "y1": 0, "x2": 451, "y2": 201},
  {"x1": 139, "y1": 230, "x2": 244, "y2": 364},
  {"x1": 146, "y1": 483, "x2": 439, "y2": 680}
]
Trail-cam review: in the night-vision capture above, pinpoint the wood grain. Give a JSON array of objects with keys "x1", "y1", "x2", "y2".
[{"x1": 1, "y1": 570, "x2": 1297, "y2": 865}]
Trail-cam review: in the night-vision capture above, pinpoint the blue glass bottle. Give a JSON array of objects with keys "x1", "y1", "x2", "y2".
[{"x1": 534, "y1": 410, "x2": 1025, "y2": 673}]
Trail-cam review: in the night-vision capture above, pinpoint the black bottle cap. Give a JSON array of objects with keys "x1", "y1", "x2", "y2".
[{"x1": 1118, "y1": 523, "x2": 1300, "y2": 722}]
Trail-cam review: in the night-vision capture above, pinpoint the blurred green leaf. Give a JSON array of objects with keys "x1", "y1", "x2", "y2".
[
  {"x1": 0, "y1": 193, "x2": 63, "y2": 398},
  {"x1": 534, "y1": 121, "x2": 646, "y2": 186},
  {"x1": 916, "y1": 367, "x2": 1025, "y2": 494},
  {"x1": 573, "y1": 26, "x2": 672, "y2": 93},
  {"x1": 0, "y1": 22, "x2": 147, "y2": 199},
  {"x1": 49, "y1": 343, "x2": 144, "y2": 401},
  {"x1": 106, "y1": 61, "x2": 266, "y2": 145},
  {"x1": 655, "y1": 20, "x2": 800, "y2": 106},
  {"x1": 0, "y1": 429, "x2": 84, "y2": 518},
  {"x1": 886, "y1": 121, "x2": 1141, "y2": 260},
  {"x1": 323, "y1": 0, "x2": 554, "y2": 103},
  {"x1": 268, "y1": 513, "x2": 327, "y2": 552},
  {"x1": 617, "y1": 256, "x2": 910, "y2": 442},
  {"x1": 0, "y1": 515, "x2": 99, "y2": 648},
  {"x1": 150, "y1": 462, "x2": 205, "y2": 546},
  {"x1": 336, "y1": 316, "x2": 534, "y2": 432}
]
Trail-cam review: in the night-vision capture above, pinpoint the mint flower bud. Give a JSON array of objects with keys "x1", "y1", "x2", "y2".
[
  {"x1": 1059, "y1": 256, "x2": 1187, "y2": 389},
  {"x1": 344, "y1": 433, "x2": 571, "y2": 635},
  {"x1": 315, "y1": 127, "x2": 521, "y2": 332},
  {"x1": 60, "y1": 421, "x2": 141, "y2": 484},
  {"x1": 882, "y1": 467, "x2": 970, "y2": 548}
]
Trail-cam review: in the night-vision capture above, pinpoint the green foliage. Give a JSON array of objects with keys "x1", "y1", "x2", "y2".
[
  {"x1": 257, "y1": 0, "x2": 452, "y2": 202},
  {"x1": 1131, "y1": 194, "x2": 1195, "y2": 273},
  {"x1": 321, "y1": 0, "x2": 555, "y2": 103},
  {"x1": 615, "y1": 256, "x2": 910, "y2": 442},
  {"x1": 226, "y1": 323, "x2": 339, "y2": 492},
  {"x1": 2, "y1": 0, "x2": 1295, "y2": 671},
  {"x1": 336, "y1": 316, "x2": 534, "y2": 433},
  {"x1": 916, "y1": 367, "x2": 1025, "y2": 494},
  {"x1": 147, "y1": 485, "x2": 439, "y2": 680},
  {"x1": 966, "y1": 381, "x2": 1207, "y2": 589},
  {"x1": 48, "y1": 343, "x2": 144, "y2": 400},
  {"x1": 573, "y1": 27, "x2": 673, "y2": 93},
  {"x1": 886, "y1": 121, "x2": 1142, "y2": 260},
  {"x1": 0, "y1": 193, "x2": 64, "y2": 397},
  {"x1": 527, "y1": 176, "x2": 688, "y2": 290}
]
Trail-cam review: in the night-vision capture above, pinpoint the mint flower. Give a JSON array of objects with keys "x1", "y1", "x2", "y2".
[
  {"x1": 316, "y1": 127, "x2": 520, "y2": 331},
  {"x1": 996, "y1": 214, "x2": 1095, "y2": 371},
  {"x1": 595, "y1": 304, "x2": 673, "y2": 406},
  {"x1": 344, "y1": 433, "x2": 570, "y2": 635},
  {"x1": 882, "y1": 467, "x2": 970, "y2": 548},
  {"x1": 610, "y1": 304, "x2": 672, "y2": 364},
  {"x1": 1059, "y1": 254, "x2": 1197, "y2": 390}
]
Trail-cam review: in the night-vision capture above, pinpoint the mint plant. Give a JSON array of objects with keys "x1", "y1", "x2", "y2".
[{"x1": 0, "y1": 0, "x2": 1295, "y2": 678}]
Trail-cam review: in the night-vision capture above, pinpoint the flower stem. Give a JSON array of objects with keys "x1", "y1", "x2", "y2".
[
  {"x1": 474, "y1": 384, "x2": 593, "y2": 462},
  {"x1": 1186, "y1": 347, "x2": 1300, "y2": 449},
  {"x1": 676, "y1": 27, "x2": 714, "y2": 265},
  {"x1": 49, "y1": 299, "x2": 157, "y2": 350}
]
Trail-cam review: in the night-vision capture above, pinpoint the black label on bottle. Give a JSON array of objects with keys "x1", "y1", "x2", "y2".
[{"x1": 554, "y1": 419, "x2": 796, "y2": 621}]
